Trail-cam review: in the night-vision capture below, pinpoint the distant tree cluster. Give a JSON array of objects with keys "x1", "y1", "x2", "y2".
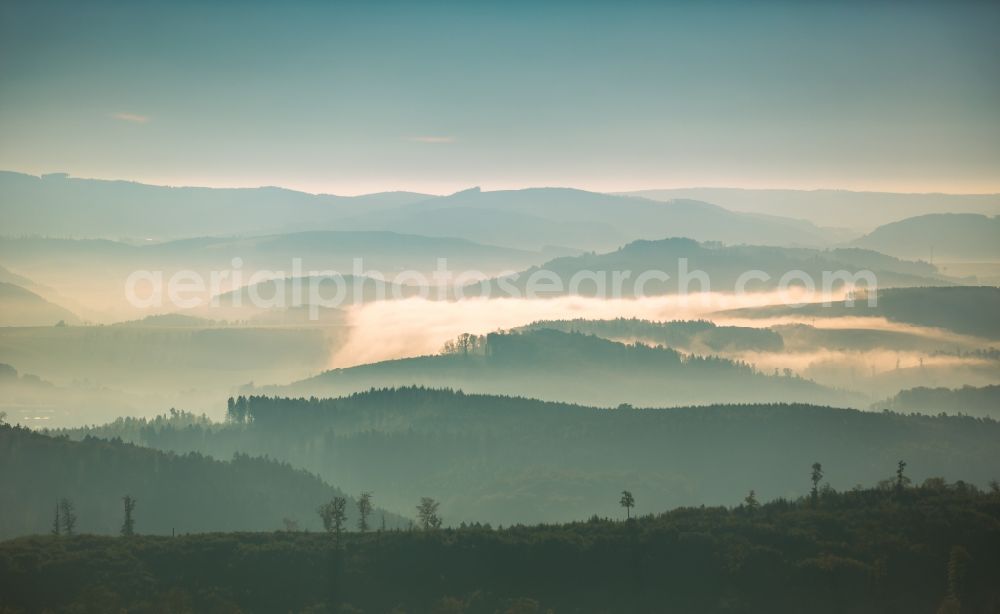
[
  {"x1": 49, "y1": 496, "x2": 135, "y2": 538},
  {"x1": 226, "y1": 396, "x2": 251, "y2": 424},
  {"x1": 441, "y1": 333, "x2": 488, "y2": 356},
  {"x1": 319, "y1": 494, "x2": 444, "y2": 534}
]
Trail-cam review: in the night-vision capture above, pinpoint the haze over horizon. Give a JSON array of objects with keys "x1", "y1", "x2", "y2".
[{"x1": 6, "y1": 169, "x2": 1000, "y2": 198}]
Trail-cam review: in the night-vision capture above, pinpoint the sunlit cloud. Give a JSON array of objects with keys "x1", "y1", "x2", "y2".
[
  {"x1": 405, "y1": 135, "x2": 455, "y2": 144},
  {"x1": 112, "y1": 112, "x2": 150, "y2": 124}
]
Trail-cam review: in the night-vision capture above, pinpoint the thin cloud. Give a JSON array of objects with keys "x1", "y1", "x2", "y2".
[
  {"x1": 405, "y1": 136, "x2": 455, "y2": 144},
  {"x1": 112, "y1": 112, "x2": 150, "y2": 124}
]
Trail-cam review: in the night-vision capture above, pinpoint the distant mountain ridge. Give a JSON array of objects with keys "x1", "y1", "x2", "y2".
[
  {"x1": 466, "y1": 238, "x2": 951, "y2": 298},
  {"x1": 626, "y1": 188, "x2": 1000, "y2": 231},
  {"x1": 0, "y1": 171, "x2": 430, "y2": 240},
  {"x1": 335, "y1": 186, "x2": 843, "y2": 250},
  {"x1": 2, "y1": 171, "x2": 845, "y2": 250}
]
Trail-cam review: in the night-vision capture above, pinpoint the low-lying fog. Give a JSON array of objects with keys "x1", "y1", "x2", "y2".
[
  {"x1": 331, "y1": 289, "x2": 849, "y2": 367},
  {"x1": 3, "y1": 289, "x2": 997, "y2": 428}
]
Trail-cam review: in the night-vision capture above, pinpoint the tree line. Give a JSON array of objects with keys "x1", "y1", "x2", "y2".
[{"x1": 4, "y1": 475, "x2": 998, "y2": 613}]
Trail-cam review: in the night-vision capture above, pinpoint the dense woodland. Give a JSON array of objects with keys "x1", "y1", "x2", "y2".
[
  {"x1": 58, "y1": 387, "x2": 1000, "y2": 526},
  {"x1": 1, "y1": 480, "x2": 997, "y2": 613}
]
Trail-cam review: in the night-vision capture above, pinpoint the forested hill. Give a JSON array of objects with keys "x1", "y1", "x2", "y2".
[
  {"x1": 877, "y1": 385, "x2": 1000, "y2": 419},
  {"x1": 270, "y1": 328, "x2": 856, "y2": 407},
  {"x1": 0, "y1": 423, "x2": 406, "y2": 539},
  {"x1": 3, "y1": 482, "x2": 999, "y2": 613},
  {"x1": 61, "y1": 387, "x2": 1000, "y2": 525}
]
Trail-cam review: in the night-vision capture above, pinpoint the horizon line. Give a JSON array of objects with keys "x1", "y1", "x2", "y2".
[{"x1": 4, "y1": 168, "x2": 1000, "y2": 199}]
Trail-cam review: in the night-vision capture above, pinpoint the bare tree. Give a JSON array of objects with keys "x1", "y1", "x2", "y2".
[
  {"x1": 51, "y1": 502, "x2": 60, "y2": 536},
  {"x1": 619, "y1": 490, "x2": 635, "y2": 520},
  {"x1": 59, "y1": 498, "x2": 77, "y2": 536},
  {"x1": 810, "y1": 463, "x2": 823, "y2": 504},
  {"x1": 895, "y1": 460, "x2": 911, "y2": 494},
  {"x1": 318, "y1": 497, "x2": 348, "y2": 539},
  {"x1": 416, "y1": 497, "x2": 442, "y2": 530},
  {"x1": 121, "y1": 495, "x2": 136, "y2": 537},
  {"x1": 357, "y1": 492, "x2": 373, "y2": 532}
]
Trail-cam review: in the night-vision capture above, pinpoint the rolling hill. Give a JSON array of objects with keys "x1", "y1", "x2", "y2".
[
  {"x1": 875, "y1": 384, "x2": 1000, "y2": 419},
  {"x1": 852, "y1": 213, "x2": 1000, "y2": 261},
  {"x1": 0, "y1": 282, "x2": 79, "y2": 327},
  {"x1": 61, "y1": 387, "x2": 1000, "y2": 526},
  {"x1": 0, "y1": 422, "x2": 406, "y2": 539},
  {"x1": 267, "y1": 328, "x2": 857, "y2": 407}
]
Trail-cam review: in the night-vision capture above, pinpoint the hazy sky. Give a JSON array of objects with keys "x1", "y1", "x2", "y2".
[{"x1": 1, "y1": 0, "x2": 998, "y2": 195}]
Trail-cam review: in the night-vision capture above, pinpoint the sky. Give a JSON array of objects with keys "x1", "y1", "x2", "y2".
[{"x1": 1, "y1": 0, "x2": 998, "y2": 195}]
